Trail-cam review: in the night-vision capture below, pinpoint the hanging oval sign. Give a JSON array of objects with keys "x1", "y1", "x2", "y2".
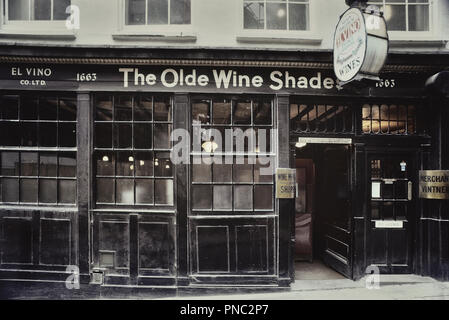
[{"x1": 333, "y1": 7, "x2": 367, "y2": 82}]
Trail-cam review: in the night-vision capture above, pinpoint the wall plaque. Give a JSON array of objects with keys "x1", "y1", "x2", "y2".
[{"x1": 419, "y1": 170, "x2": 449, "y2": 200}]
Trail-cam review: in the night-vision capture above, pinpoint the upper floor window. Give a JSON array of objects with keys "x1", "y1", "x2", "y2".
[
  {"x1": 125, "y1": 0, "x2": 191, "y2": 25},
  {"x1": 368, "y1": 0, "x2": 430, "y2": 31},
  {"x1": 5, "y1": 0, "x2": 71, "y2": 21},
  {"x1": 243, "y1": 0, "x2": 309, "y2": 31}
]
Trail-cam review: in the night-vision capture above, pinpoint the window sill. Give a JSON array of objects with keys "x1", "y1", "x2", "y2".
[
  {"x1": 112, "y1": 32, "x2": 197, "y2": 42},
  {"x1": 389, "y1": 40, "x2": 447, "y2": 49},
  {"x1": 0, "y1": 29, "x2": 76, "y2": 40},
  {"x1": 236, "y1": 34, "x2": 322, "y2": 45}
]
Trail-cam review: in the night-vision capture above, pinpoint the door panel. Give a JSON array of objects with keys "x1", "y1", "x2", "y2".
[
  {"x1": 368, "y1": 154, "x2": 414, "y2": 274},
  {"x1": 320, "y1": 146, "x2": 353, "y2": 278}
]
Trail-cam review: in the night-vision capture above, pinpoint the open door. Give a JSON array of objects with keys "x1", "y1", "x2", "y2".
[
  {"x1": 295, "y1": 144, "x2": 353, "y2": 279},
  {"x1": 319, "y1": 146, "x2": 353, "y2": 278}
]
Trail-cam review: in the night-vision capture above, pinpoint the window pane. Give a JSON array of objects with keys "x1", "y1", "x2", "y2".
[
  {"x1": 59, "y1": 97, "x2": 77, "y2": 121},
  {"x1": 193, "y1": 163, "x2": 212, "y2": 182},
  {"x1": 213, "y1": 185, "x2": 232, "y2": 210},
  {"x1": 244, "y1": 2, "x2": 264, "y2": 29},
  {"x1": 192, "y1": 185, "x2": 211, "y2": 209},
  {"x1": 254, "y1": 185, "x2": 272, "y2": 210},
  {"x1": 59, "y1": 179, "x2": 76, "y2": 203},
  {"x1": 126, "y1": 0, "x2": 146, "y2": 25},
  {"x1": 20, "y1": 179, "x2": 38, "y2": 203},
  {"x1": 134, "y1": 123, "x2": 152, "y2": 149},
  {"x1": 155, "y1": 179, "x2": 173, "y2": 205},
  {"x1": 34, "y1": 0, "x2": 51, "y2": 20},
  {"x1": 234, "y1": 160, "x2": 253, "y2": 183},
  {"x1": 289, "y1": 3, "x2": 308, "y2": 30},
  {"x1": 21, "y1": 152, "x2": 38, "y2": 176},
  {"x1": 22, "y1": 122, "x2": 38, "y2": 147},
  {"x1": 134, "y1": 96, "x2": 152, "y2": 121},
  {"x1": 59, "y1": 152, "x2": 76, "y2": 177},
  {"x1": 95, "y1": 123, "x2": 112, "y2": 148},
  {"x1": 96, "y1": 152, "x2": 115, "y2": 176},
  {"x1": 21, "y1": 96, "x2": 39, "y2": 120},
  {"x1": 213, "y1": 164, "x2": 232, "y2": 182},
  {"x1": 255, "y1": 158, "x2": 273, "y2": 183},
  {"x1": 253, "y1": 101, "x2": 271, "y2": 125},
  {"x1": 148, "y1": 0, "x2": 168, "y2": 24},
  {"x1": 234, "y1": 101, "x2": 252, "y2": 125},
  {"x1": 1, "y1": 178, "x2": 19, "y2": 202},
  {"x1": 117, "y1": 152, "x2": 134, "y2": 176},
  {"x1": 192, "y1": 100, "x2": 210, "y2": 125},
  {"x1": 170, "y1": 0, "x2": 190, "y2": 24},
  {"x1": 54, "y1": 0, "x2": 71, "y2": 20},
  {"x1": 0, "y1": 123, "x2": 20, "y2": 146},
  {"x1": 39, "y1": 122, "x2": 57, "y2": 147},
  {"x1": 1, "y1": 152, "x2": 19, "y2": 176},
  {"x1": 39, "y1": 97, "x2": 58, "y2": 120},
  {"x1": 136, "y1": 179, "x2": 154, "y2": 204},
  {"x1": 234, "y1": 185, "x2": 253, "y2": 210},
  {"x1": 116, "y1": 179, "x2": 134, "y2": 204},
  {"x1": 154, "y1": 152, "x2": 172, "y2": 176},
  {"x1": 114, "y1": 123, "x2": 132, "y2": 148},
  {"x1": 153, "y1": 124, "x2": 172, "y2": 149},
  {"x1": 154, "y1": 97, "x2": 172, "y2": 121},
  {"x1": 115, "y1": 96, "x2": 133, "y2": 121},
  {"x1": 213, "y1": 100, "x2": 232, "y2": 124},
  {"x1": 409, "y1": 5, "x2": 429, "y2": 31},
  {"x1": 267, "y1": 3, "x2": 287, "y2": 30},
  {"x1": 39, "y1": 179, "x2": 57, "y2": 203},
  {"x1": 39, "y1": 153, "x2": 57, "y2": 177},
  {"x1": 97, "y1": 178, "x2": 115, "y2": 203},
  {"x1": 1, "y1": 95, "x2": 19, "y2": 120},
  {"x1": 386, "y1": 5, "x2": 406, "y2": 31},
  {"x1": 95, "y1": 95, "x2": 113, "y2": 121},
  {"x1": 58, "y1": 123, "x2": 76, "y2": 147},
  {"x1": 135, "y1": 152, "x2": 153, "y2": 176},
  {"x1": 8, "y1": 0, "x2": 30, "y2": 20}
]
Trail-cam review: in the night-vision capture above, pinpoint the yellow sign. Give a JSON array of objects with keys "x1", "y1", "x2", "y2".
[
  {"x1": 419, "y1": 170, "x2": 449, "y2": 200},
  {"x1": 276, "y1": 168, "x2": 296, "y2": 199}
]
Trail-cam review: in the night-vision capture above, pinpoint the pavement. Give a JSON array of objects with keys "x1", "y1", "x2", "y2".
[{"x1": 162, "y1": 275, "x2": 449, "y2": 300}]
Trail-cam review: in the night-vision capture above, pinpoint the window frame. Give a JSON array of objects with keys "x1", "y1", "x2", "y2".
[
  {"x1": 367, "y1": 0, "x2": 436, "y2": 40},
  {"x1": 93, "y1": 93, "x2": 175, "y2": 209},
  {"x1": 1, "y1": 0, "x2": 74, "y2": 34},
  {"x1": 118, "y1": 0, "x2": 194, "y2": 35},
  {"x1": 190, "y1": 97, "x2": 276, "y2": 215},
  {"x1": 238, "y1": 0, "x2": 317, "y2": 39},
  {"x1": 0, "y1": 92, "x2": 78, "y2": 207}
]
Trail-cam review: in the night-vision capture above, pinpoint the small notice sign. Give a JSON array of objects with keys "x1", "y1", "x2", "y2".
[
  {"x1": 374, "y1": 220, "x2": 404, "y2": 229},
  {"x1": 419, "y1": 170, "x2": 449, "y2": 200},
  {"x1": 275, "y1": 168, "x2": 296, "y2": 199}
]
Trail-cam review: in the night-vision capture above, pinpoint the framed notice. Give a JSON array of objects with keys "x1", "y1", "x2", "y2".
[
  {"x1": 419, "y1": 170, "x2": 449, "y2": 200},
  {"x1": 276, "y1": 168, "x2": 296, "y2": 199}
]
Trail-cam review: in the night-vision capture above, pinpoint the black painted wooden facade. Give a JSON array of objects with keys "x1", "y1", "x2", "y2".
[{"x1": 0, "y1": 46, "x2": 448, "y2": 296}]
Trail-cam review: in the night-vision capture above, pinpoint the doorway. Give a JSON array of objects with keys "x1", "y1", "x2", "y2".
[{"x1": 294, "y1": 143, "x2": 352, "y2": 280}]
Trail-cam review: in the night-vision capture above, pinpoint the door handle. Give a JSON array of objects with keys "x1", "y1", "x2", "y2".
[{"x1": 408, "y1": 181, "x2": 412, "y2": 201}]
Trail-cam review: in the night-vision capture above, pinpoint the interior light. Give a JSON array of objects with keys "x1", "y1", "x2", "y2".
[
  {"x1": 202, "y1": 140, "x2": 219, "y2": 153},
  {"x1": 277, "y1": 8, "x2": 286, "y2": 18},
  {"x1": 155, "y1": 159, "x2": 159, "y2": 166},
  {"x1": 140, "y1": 160, "x2": 145, "y2": 166},
  {"x1": 102, "y1": 155, "x2": 109, "y2": 162},
  {"x1": 128, "y1": 156, "x2": 134, "y2": 162}
]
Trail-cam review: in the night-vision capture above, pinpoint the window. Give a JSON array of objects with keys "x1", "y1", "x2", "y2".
[
  {"x1": 368, "y1": 0, "x2": 430, "y2": 31},
  {"x1": 290, "y1": 103, "x2": 354, "y2": 134},
  {"x1": 191, "y1": 98, "x2": 274, "y2": 213},
  {"x1": 5, "y1": 0, "x2": 71, "y2": 21},
  {"x1": 125, "y1": 0, "x2": 191, "y2": 25},
  {"x1": 0, "y1": 94, "x2": 77, "y2": 204},
  {"x1": 94, "y1": 94, "x2": 174, "y2": 206},
  {"x1": 243, "y1": 0, "x2": 309, "y2": 31},
  {"x1": 362, "y1": 104, "x2": 416, "y2": 134}
]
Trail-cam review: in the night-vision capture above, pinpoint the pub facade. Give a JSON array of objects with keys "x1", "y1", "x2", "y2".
[{"x1": 0, "y1": 0, "x2": 448, "y2": 296}]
